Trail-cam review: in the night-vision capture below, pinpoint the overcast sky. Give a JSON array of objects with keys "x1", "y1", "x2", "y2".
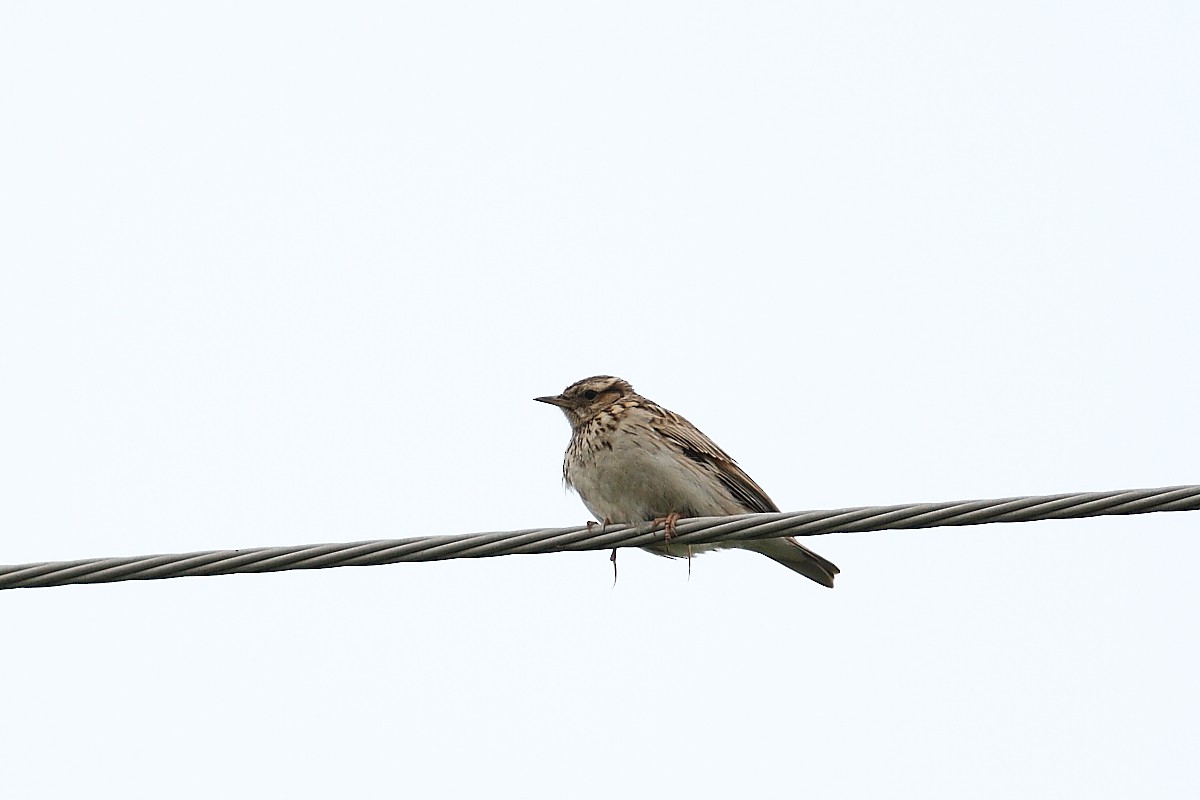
[{"x1": 2, "y1": 3, "x2": 1197, "y2": 798}]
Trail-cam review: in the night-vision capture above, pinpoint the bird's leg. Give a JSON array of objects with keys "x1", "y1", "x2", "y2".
[
  {"x1": 586, "y1": 518, "x2": 617, "y2": 585},
  {"x1": 652, "y1": 512, "x2": 680, "y2": 540},
  {"x1": 652, "y1": 511, "x2": 681, "y2": 555},
  {"x1": 586, "y1": 516, "x2": 612, "y2": 534}
]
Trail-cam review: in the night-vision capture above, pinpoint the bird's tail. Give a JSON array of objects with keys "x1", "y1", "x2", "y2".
[{"x1": 745, "y1": 537, "x2": 839, "y2": 588}]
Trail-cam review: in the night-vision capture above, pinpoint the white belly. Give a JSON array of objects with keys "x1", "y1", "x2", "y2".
[{"x1": 566, "y1": 428, "x2": 741, "y2": 524}]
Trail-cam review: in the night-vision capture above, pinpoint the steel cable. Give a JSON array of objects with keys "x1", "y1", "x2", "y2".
[{"x1": 2, "y1": 484, "x2": 1196, "y2": 590}]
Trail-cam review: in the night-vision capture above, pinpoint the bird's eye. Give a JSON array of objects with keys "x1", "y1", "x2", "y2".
[{"x1": 583, "y1": 390, "x2": 598, "y2": 400}]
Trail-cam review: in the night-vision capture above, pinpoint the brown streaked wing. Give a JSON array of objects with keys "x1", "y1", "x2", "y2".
[{"x1": 649, "y1": 406, "x2": 780, "y2": 514}]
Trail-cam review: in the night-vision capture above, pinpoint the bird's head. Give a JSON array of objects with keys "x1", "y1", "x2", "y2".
[{"x1": 535, "y1": 375, "x2": 635, "y2": 427}]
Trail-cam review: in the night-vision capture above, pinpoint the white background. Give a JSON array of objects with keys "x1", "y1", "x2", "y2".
[{"x1": 2, "y1": 3, "x2": 1197, "y2": 798}]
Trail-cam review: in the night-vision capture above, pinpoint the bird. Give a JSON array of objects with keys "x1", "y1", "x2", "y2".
[{"x1": 535, "y1": 375, "x2": 839, "y2": 587}]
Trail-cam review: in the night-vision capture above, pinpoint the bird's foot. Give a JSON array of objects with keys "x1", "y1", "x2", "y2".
[
  {"x1": 652, "y1": 511, "x2": 682, "y2": 556},
  {"x1": 652, "y1": 512, "x2": 681, "y2": 541},
  {"x1": 586, "y1": 518, "x2": 616, "y2": 585},
  {"x1": 586, "y1": 516, "x2": 612, "y2": 534}
]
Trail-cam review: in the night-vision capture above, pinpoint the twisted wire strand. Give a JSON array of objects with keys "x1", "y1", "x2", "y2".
[{"x1": 2, "y1": 484, "x2": 1196, "y2": 590}]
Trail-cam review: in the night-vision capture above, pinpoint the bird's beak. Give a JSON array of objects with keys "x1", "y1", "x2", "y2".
[{"x1": 534, "y1": 394, "x2": 570, "y2": 408}]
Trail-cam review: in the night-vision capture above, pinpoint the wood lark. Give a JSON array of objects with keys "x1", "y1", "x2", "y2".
[{"x1": 536, "y1": 376, "x2": 839, "y2": 587}]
